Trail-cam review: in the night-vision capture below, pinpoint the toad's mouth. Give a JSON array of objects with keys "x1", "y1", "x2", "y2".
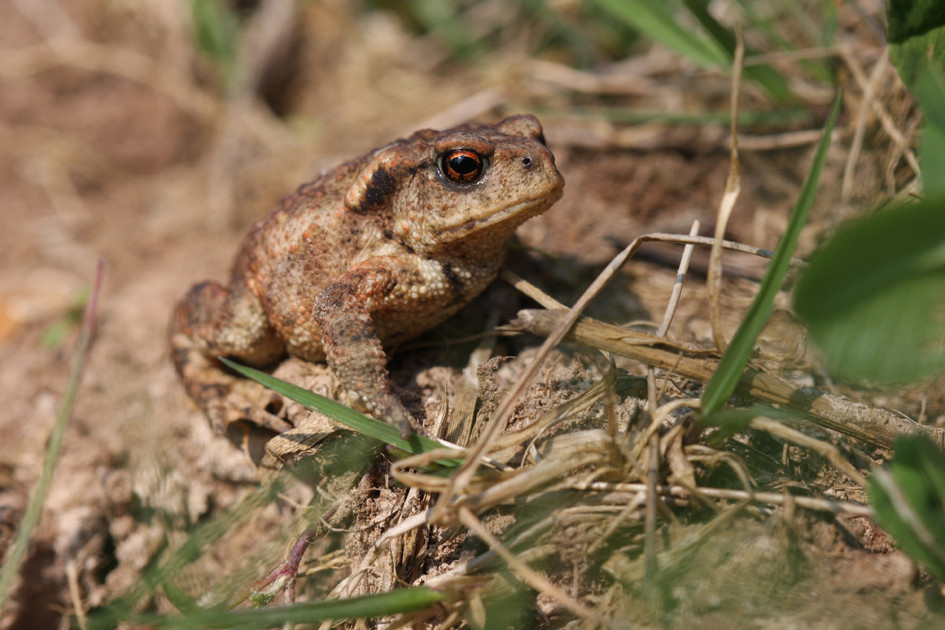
[{"x1": 436, "y1": 191, "x2": 561, "y2": 240}]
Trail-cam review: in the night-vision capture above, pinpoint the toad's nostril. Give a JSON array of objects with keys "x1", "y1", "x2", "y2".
[{"x1": 521, "y1": 156, "x2": 533, "y2": 168}]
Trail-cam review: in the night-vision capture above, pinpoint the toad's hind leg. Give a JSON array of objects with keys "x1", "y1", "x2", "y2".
[{"x1": 170, "y1": 278, "x2": 292, "y2": 434}]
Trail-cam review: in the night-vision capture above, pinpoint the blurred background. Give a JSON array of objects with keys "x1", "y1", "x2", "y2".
[{"x1": 0, "y1": 1, "x2": 925, "y2": 628}]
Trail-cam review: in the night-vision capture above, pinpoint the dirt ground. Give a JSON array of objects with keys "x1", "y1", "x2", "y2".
[{"x1": 1, "y1": 1, "x2": 943, "y2": 628}]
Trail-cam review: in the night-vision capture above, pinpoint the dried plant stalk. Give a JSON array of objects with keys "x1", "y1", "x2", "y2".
[{"x1": 511, "y1": 309, "x2": 944, "y2": 450}]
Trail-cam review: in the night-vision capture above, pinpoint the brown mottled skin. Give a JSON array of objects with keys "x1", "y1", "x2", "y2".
[{"x1": 170, "y1": 114, "x2": 564, "y2": 436}]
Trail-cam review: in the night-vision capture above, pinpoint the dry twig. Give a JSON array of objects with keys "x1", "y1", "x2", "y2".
[{"x1": 509, "y1": 309, "x2": 944, "y2": 450}]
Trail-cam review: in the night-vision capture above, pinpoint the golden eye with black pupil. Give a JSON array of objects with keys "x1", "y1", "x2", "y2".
[{"x1": 440, "y1": 149, "x2": 485, "y2": 184}]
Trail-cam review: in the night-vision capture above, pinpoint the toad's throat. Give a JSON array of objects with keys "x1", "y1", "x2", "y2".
[{"x1": 436, "y1": 195, "x2": 552, "y2": 240}]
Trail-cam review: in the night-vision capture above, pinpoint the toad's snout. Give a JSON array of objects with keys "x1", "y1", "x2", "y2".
[{"x1": 521, "y1": 146, "x2": 564, "y2": 196}]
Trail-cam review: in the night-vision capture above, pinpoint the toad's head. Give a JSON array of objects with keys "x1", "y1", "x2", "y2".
[{"x1": 344, "y1": 114, "x2": 564, "y2": 258}]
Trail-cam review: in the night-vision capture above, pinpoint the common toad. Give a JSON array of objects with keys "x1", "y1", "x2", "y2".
[{"x1": 170, "y1": 114, "x2": 564, "y2": 436}]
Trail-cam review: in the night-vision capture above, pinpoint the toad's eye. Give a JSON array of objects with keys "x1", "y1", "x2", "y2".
[{"x1": 439, "y1": 149, "x2": 485, "y2": 184}]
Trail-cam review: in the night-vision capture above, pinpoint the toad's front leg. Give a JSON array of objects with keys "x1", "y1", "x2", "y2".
[{"x1": 312, "y1": 261, "x2": 423, "y2": 437}]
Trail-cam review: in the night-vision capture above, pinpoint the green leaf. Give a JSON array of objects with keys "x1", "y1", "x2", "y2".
[
  {"x1": 887, "y1": 0, "x2": 945, "y2": 93},
  {"x1": 887, "y1": 0, "x2": 945, "y2": 41},
  {"x1": 220, "y1": 358, "x2": 460, "y2": 466},
  {"x1": 793, "y1": 199, "x2": 945, "y2": 384},
  {"x1": 869, "y1": 434, "x2": 945, "y2": 581},
  {"x1": 887, "y1": 5, "x2": 945, "y2": 196},
  {"x1": 700, "y1": 92, "x2": 842, "y2": 416},
  {"x1": 917, "y1": 68, "x2": 945, "y2": 197}
]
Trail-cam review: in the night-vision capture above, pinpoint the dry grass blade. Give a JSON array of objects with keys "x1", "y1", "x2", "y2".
[
  {"x1": 502, "y1": 269, "x2": 567, "y2": 310},
  {"x1": 445, "y1": 310, "x2": 500, "y2": 446},
  {"x1": 684, "y1": 445, "x2": 756, "y2": 493},
  {"x1": 587, "y1": 490, "x2": 649, "y2": 554},
  {"x1": 627, "y1": 399, "x2": 703, "y2": 465},
  {"x1": 435, "y1": 237, "x2": 651, "y2": 521},
  {"x1": 703, "y1": 92, "x2": 841, "y2": 415},
  {"x1": 454, "y1": 233, "x2": 800, "y2": 520},
  {"x1": 738, "y1": 128, "x2": 837, "y2": 150},
  {"x1": 643, "y1": 422, "x2": 660, "y2": 579},
  {"x1": 841, "y1": 50, "x2": 889, "y2": 201},
  {"x1": 748, "y1": 416, "x2": 867, "y2": 487},
  {"x1": 436, "y1": 226, "x2": 782, "y2": 516},
  {"x1": 390, "y1": 447, "x2": 483, "y2": 494},
  {"x1": 66, "y1": 559, "x2": 88, "y2": 630},
  {"x1": 707, "y1": 28, "x2": 745, "y2": 352},
  {"x1": 658, "y1": 220, "x2": 700, "y2": 336},
  {"x1": 457, "y1": 507, "x2": 609, "y2": 627},
  {"x1": 510, "y1": 309, "x2": 945, "y2": 450},
  {"x1": 838, "y1": 45, "x2": 921, "y2": 178},
  {"x1": 425, "y1": 523, "x2": 558, "y2": 589},
  {"x1": 642, "y1": 219, "x2": 701, "y2": 575},
  {"x1": 526, "y1": 59, "x2": 654, "y2": 95},
  {"x1": 488, "y1": 369, "x2": 618, "y2": 461},
  {"x1": 465, "y1": 430, "x2": 617, "y2": 512},
  {"x1": 663, "y1": 421, "x2": 698, "y2": 488},
  {"x1": 569, "y1": 481, "x2": 873, "y2": 517},
  {"x1": 385, "y1": 430, "x2": 618, "y2": 578}
]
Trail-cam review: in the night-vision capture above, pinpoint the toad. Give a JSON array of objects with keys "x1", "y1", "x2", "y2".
[{"x1": 170, "y1": 114, "x2": 564, "y2": 437}]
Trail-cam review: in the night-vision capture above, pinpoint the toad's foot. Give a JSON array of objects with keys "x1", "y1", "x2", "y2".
[
  {"x1": 173, "y1": 343, "x2": 291, "y2": 434},
  {"x1": 205, "y1": 377, "x2": 293, "y2": 435}
]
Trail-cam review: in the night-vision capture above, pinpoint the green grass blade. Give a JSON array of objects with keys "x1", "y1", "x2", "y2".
[
  {"x1": 0, "y1": 260, "x2": 103, "y2": 612},
  {"x1": 161, "y1": 582, "x2": 205, "y2": 615},
  {"x1": 191, "y1": 0, "x2": 240, "y2": 83},
  {"x1": 130, "y1": 587, "x2": 445, "y2": 629},
  {"x1": 700, "y1": 405, "x2": 804, "y2": 444},
  {"x1": 90, "y1": 430, "x2": 383, "y2": 627},
  {"x1": 220, "y1": 358, "x2": 459, "y2": 465},
  {"x1": 738, "y1": 0, "x2": 834, "y2": 83},
  {"x1": 88, "y1": 478, "x2": 288, "y2": 627},
  {"x1": 681, "y1": 0, "x2": 793, "y2": 102},
  {"x1": 591, "y1": 0, "x2": 727, "y2": 67},
  {"x1": 701, "y1": 92, "x2": 841, "y2": 415}
]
